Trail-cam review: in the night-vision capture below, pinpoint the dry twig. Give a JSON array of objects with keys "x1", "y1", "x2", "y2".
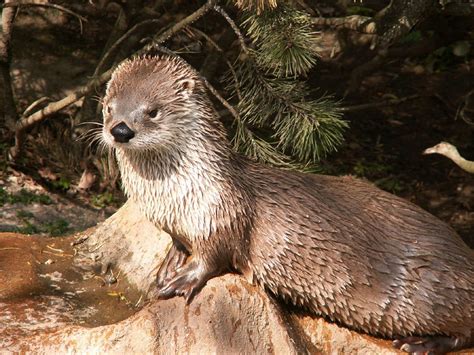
[
  {"x1": 456, "y1": 89, "x2": 474, "y2": 125},
  {"x1": 22, "y1": 97, "x2": 52, "y2": 117},
  {"x1": 190, "y1": 27, "x2": 242, "y2": 101},
  {"x1": 345, "y1": 37, "x2": 438, "y2": 96},
  {"x1": 213, "y1": 5, "x2": 249, "y2": 55},
  {"x1": 340, "y1": 95, "x2": 420, "y2": 112},
  {"x1": 202, "y1": 77, "x2": 240, "y2": 122},
  {"x1": 312, "y1": 15, "x2": 375, "y2": 33},
  {"x1": 4, "y1": 1, "x2": 88, "y2": 33},
  {"x1": 42, "y1": 250, "x2": 74, "y2": 258},
  {"x1": 94, "y1": 19, "x2": 161, "y2": 78}
]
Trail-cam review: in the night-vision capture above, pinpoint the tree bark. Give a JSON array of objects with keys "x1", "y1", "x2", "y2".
[
  {"x1": 0, "y1": 0, "x2": 18, "y2": 131},
  {"x1": 372, "y1": 0, "x2": 438, "y2": 46},
  {"x1": 0, "y1": 200, "x2": 413, "y2": 353}
]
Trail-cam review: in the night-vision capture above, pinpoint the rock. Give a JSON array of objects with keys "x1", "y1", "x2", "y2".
[{"x1": 0, "y1": 201, "x2": 445, "y2": 354}]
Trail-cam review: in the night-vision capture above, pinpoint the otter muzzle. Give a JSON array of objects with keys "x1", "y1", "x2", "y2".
[{"x1": 111, "y1": 122, "x2": 135, "y2": 143}]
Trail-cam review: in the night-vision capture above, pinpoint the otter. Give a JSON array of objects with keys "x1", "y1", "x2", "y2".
[{"x1": 101, "y1": 55, "x2": 474, "y2": 354}]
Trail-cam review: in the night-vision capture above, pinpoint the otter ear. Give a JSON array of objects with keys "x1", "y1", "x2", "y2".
[{"x1": 177, "y1": 78, "x2": 195, "y2": 99}]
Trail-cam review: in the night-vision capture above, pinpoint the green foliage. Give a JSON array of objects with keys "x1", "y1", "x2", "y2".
[
  {"x1": 235, "y1": 61, "x2": 347, "y2": 162},
  {"x1": 16, "y1": 210, "x2": 35, "y2": 219},
  {"x1": 424, "y1": 46, "x2": 457, "y2": 72},
  {"x1": 42, "y1": 219, "x2": 70, "y2": 236},
  {"x1": 399, "y1": 30, "x2": 423, "y2": 44},
  {"x1": 0, "y1": 187, "x2": 52, "y2": 206},
  {"x1": 242, "y1": 4, "x2": 317, "y2": 77},
  {"x1": 352, "y1": 160, "x2": 406, "y2": 194},
  {"x1": 91, "y1": 192, "x2": 115, "y2": 208},
  {"x1": 16, "y1": 220, "x2": 41, "y2": 235},
  {"x1": 412, "y1": 39, "x2": 471, "y2": 72},
  {"x1": 374, "y1": 176, "x2": 405, "y2": 194},
  {"x1": 51, "y1": 177, "x2": 71, "y2": 191},
  {"x1": 16, "y1": 209, "x2": 70, "y2": 236},
  {"x1": 226, "y1": 3, "x2": 347, "y2": 168},
  {"x1": 352, "y1": 160, "x2": 389, "y2": 177},
  {"x1": 232, "y1": 0, "x2": 277, "y2": 14}
]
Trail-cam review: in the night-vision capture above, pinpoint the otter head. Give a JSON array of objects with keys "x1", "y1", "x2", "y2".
[{"x1": 102, "y1": 55, "x2": 202, "y2": 151}]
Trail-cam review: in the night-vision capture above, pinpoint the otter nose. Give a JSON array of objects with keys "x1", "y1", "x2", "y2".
[{"x1": 110, "y1": 122, "x2": 135, "y2": 143}]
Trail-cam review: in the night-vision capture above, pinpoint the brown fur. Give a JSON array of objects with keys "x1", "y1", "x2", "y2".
[{"x1": 102, "y1": 55, "x2": 474, "y2": 352}]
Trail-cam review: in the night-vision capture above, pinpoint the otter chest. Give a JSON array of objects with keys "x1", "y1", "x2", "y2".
[{"x1": 116, "y1": 150, "x2": 223, "y2": 243}]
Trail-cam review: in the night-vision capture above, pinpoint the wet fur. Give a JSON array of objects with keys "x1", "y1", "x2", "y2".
[{"x1": 102, "y1": 55, "x2": 474, "y2": 350}]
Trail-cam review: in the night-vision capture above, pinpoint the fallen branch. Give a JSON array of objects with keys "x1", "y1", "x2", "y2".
[
  {"x1": 22, "y1": 96, "x2": 52, "y2": 116},
  {"x1": 340, "y1": 95, "x2": 420, "y2": 112},
  {"x1": 143, "y1": 0, "x2": 216, "y2": 52},
  {"x1": 312, "y1": 0, "x2": 436, "y2": 47},
  {"x1": 455, "y1": 89, "x2": 474, "y2": 125},
  {"x1": 10, "y1": 0, "x2": 217, "y2": 159},
  {"x1": 345, "y1": 37, "x2": 438, "y2": 96},
  {"x1": 424, "y1": 141, "x2": 474, "y2": 174},
  {"x1": 371, "y1": 0, "x2": 437, "y2": 47},
  {"x1": 344, "y1": 49, "x2": 388, "y2": 97},
  {"x1": 4, "y1": 1, "x2": 88, "y2": 33},
  {"x1": 312, "y1": 15, "x2": 376, "y2": 34}
]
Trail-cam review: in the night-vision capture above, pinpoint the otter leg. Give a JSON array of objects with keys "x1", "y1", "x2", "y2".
[
  {"x1": 156, "y1": 240, "x2": 189, "y2": 288},
  {"x1": 156, "y1": 257, "x2": 219, "y2": 304},
  {"x1": 393, "y1": 335, "x2": 471, "y2": 354}
]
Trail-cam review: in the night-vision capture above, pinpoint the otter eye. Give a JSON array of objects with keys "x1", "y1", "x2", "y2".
[{"x1": 148, "y1": 109, "x2": 158, "y2": 118}]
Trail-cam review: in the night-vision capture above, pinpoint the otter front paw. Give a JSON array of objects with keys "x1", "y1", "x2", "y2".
[
  {"x1": 156, "y1": 241, "x2": 189, "y2": 288},
  {"x1": 393, "y1": 335, "x2": 466, "y2": 354},
  {"x1": 156, "y1": 259, "x2": 214, "y2": 304}
]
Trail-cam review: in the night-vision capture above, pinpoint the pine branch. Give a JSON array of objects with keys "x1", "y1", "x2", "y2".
[
  {"x1": 231, "y1": 61, "x2": 346, "y2": 162},
  {"x1": 232, "y1": 0, "x2": 277, "y2": 15},
  {"x1": 242, "y1": 4, "x2": 318, "y2": 77},
  {"x1": 219, "y1": 3, "x2": 347, "y2": 167},
  {"x1": 233, "y1": 119, "x2": 313, "y2": 170}
]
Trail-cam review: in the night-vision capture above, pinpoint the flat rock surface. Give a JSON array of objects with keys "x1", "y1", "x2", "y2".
[{"x1": 0, "y1": 233, "x2": 139, "y2": 349}]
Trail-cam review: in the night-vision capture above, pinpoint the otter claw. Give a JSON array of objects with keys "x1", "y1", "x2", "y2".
[
  {"x1": 156, "y1": 241, "x2": 189, "y2": 288},
  {"x1": 156, "y1": 259, "x2": 214, "y2": 304},
  {"x1": 156, "y1": 269, "x2": 202, "y2": 303},
  {"x1": 393, "y1": 335, "x2": 465, "y2": 354}
]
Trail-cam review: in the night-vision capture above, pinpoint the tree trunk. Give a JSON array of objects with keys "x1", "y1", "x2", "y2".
[
  {"x1": 0, "y1": 0, "x2": 18, "y2": 131},
  {"x1": 0, "y1": 200, "x2": 405, "y2": 353}
]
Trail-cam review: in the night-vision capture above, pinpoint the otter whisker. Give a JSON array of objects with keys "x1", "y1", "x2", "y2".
[
  {"x1": 96, "y1": 138, "x2": 112, "y2": 156},
  {"x1": 76, "y1": 127, "x2": 103, "y2": 143},
  {"x1": 90, "y1": 95, "x2": 103, "y2": 103},
  {"x1": 77, "y1": 121, "x2": 104, "y2": 127}
]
